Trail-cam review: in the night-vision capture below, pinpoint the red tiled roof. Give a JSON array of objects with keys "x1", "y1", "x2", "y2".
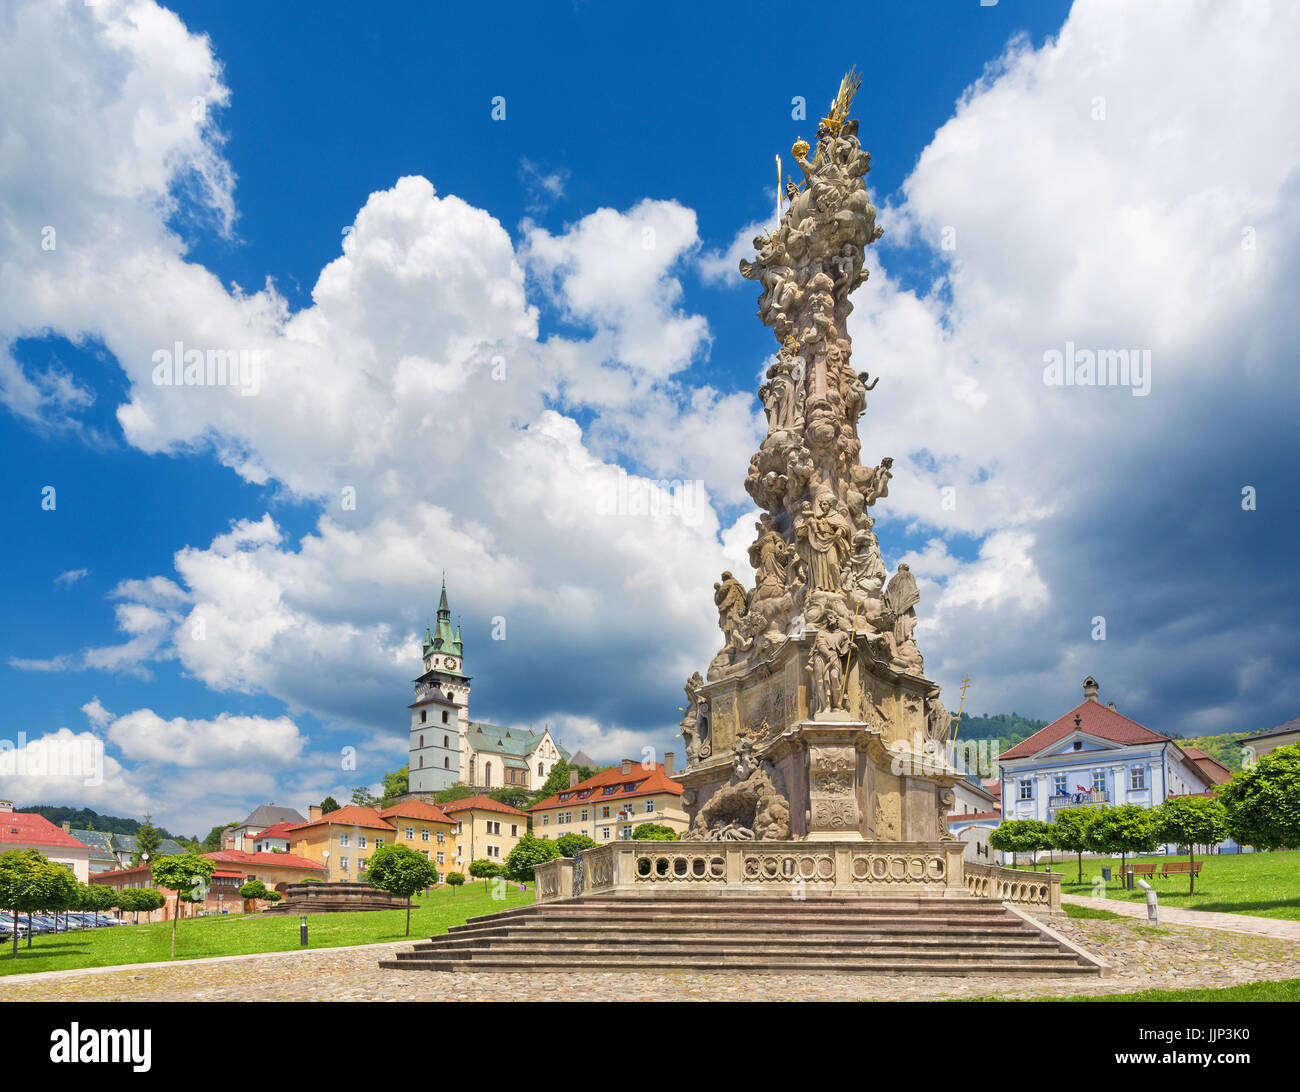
[
  {"x1": 1180, "y1": 748, "x2": 1233, "y2": 785},
  {"x1": 90, "y1": 865, "x2": 154, "y2": 884},
  {"x1": 284, "y1": 805, "x2": 395, "y2": 833},
  {"x1": 249, "y1": 822, "x2": 296, "y2": 842},
  {"x1": 1000, "y1": 700, "x2": 1168, "y2": 760},
  {"x1": 529, "y1": 763, "x2": 683, "y2": 813},
  {"x1": 0, "y1": 811, "x2": 91, "y2": 850},
  {"x1": 211, "y1": 870, "x2": 246, "y2": 879},
  {"x1": 379, "y1": 800, "x2": 454, "y2": 824},
  {"x1": 204, "y1": 850, "x2": 326, "y2": 872},
  {"x1": 440, "y1": 795, "x2": 528, "y2": 817},
  {"x1": 947, "y1": 811, "x2": 1001, "y2": 823},
  {"x1": 984, "y1": 780, "x2": 1001, "y2": 797}
]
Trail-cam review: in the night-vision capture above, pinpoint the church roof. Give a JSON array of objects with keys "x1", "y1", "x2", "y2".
[{"x1": 467, "y1": 722, "x2": 569, "y2": 762}]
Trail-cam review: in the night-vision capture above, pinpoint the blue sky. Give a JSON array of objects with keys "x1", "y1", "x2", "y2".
[{"x1": 2, "y1": 0, "x2": 1296, "y2": 836}]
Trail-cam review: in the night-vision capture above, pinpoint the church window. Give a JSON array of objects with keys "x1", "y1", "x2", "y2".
[
  {"x1": 442, "y1": 710, "x2": 449, "y2": 724},
  {"x1": 444, "y1": 757, "x2": 449, "y2": 769},
  {"x1": 443, "y1": 735, "x2": 449, "y2": 747},
  {"x1": 419, "y1": 756, "x2": 424, "y2": 768},
  {"x1": 445, "y1": 692, "x2": 454, "y2": 702},
  {"x1": 420, "y1": 710, "x2": 426, "y2": 723},
  {"x1": 538, "y1": 762, "x2": 544, "y2": 776},
  {"x1": 419, "y1": 735, "x2": 423, "y2": 747}
]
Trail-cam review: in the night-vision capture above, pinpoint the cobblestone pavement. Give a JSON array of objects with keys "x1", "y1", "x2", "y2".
[
  {"x1": 1062, "y1": 895, "x2": 1300, "y2": 941},
  {"x1": 3, "y1": 916, "x2": 1298, "y2": 1001}
]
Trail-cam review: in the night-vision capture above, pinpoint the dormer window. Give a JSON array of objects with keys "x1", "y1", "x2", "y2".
[{"x1": 1073, "y1": 740, "x2": 1081, "y2": 750}]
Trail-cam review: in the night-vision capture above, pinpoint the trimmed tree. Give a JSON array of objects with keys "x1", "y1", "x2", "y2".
[
  {"x1": 989, "y1": 819, "x2": 1052, "y2": 869},
  {"x1": 467, "y1": 859, "x2": 501, "y2": 889},
  {"x1": 238, "y1": 879, "x2": 271, "y2": 905},
  {"x1": 152, "y1": 853, "x2": 215, "y2": 958},
  {"x1": 1218, "y1": 744, "x2": 1300, "y2": 851},
  {"x1": 1086, "y1": 804, "x2": 1158, "y2": 876},
  {"x1": 367, "y1": 844, "x2": 439, "y2": 937},
  {"x1": 445, "y1": 872, "x2": 465, "y2": 890},
  {"x1": 555, "y1": 833, "x2": 597, "y2": 858},
  {"x1": 1153, "y1": 794, "x2": 1228, "y2": 895},
  {"x1": 503, "y1": 833, "x2": 561, "y2": 884},
  {"x1": 632, "y1": 823, "x2": 679, "y2": 841},
  {"x1": 1050, "y1": 807, "x2": 1098, "y2": 884}
]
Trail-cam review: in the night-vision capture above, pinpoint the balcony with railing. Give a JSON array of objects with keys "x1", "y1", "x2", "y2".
[{"x1": 1048, "y1": 790, "x2": 1109, "y2": 815}]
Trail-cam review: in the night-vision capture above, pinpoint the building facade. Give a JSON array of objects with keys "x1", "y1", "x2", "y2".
[
  {"x1": 997, "y1": 677, "x2": 1230, "y2": 858},
  {"x1": 407, "y1": 581, "x2": 569, "y2": 794},
  {"x1": 0, "y1": 802, "x2": 91, "y2": 881},
  {"x1": 1240, "y1": 717, "x2": 1300, "y2": 764},
  {"x1": 530, "y1": 758, "x2": 687, "y2": 842},
  {"x1": 378, "y1": 800, "x2": 458, "y2": 872},
  {"x1": 439, "y1": 796, "x2": 528, "y2": 870},
  {"x1": 284, "y1": 804, "x2": 398, "y2": 882}
]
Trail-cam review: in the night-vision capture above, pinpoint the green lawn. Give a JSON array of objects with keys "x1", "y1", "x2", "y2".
[
  {"x1": 1013, "y1": 849, "x2": 1300, "y2": 921},
  {"x1": 1035, "y1": 978, "x2": 1300, "y2": 1002},
  {"x1": 0, "y1": 882, "x2": 532, "y2": 977}
]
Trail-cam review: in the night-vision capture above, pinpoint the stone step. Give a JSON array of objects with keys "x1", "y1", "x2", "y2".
[
  {"x1": 415, "y1": 930, "x2": 1063, "y2": 951},
  {"x1": 448, "y1": 913, "x2": 1025, "y2": 934},
  {"x1": 396, "y1": 940, "x2": 1067, "y2": 961},
  {"x1": 379, "y1": 953, "x2": 1097, "y2": 975}
]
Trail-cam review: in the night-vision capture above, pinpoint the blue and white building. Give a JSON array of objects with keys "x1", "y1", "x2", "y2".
[{"x1": 997, "y1": 677, "x2": 1231, "y2": 857}]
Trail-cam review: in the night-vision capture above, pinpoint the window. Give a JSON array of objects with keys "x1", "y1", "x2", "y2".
[
  {"x1": 580, "y1": 809, "x2": 588, "y2": 822},
  {"x1": 510, "y1": 824, "x2": 518, "y2": 837},
  {"x1": 487, "y1": 845, "x2": 501, "y2": 859},
  {"x1": 486, "y1": 820, "x2": 501, "y2": 835},
  {"x1": 601, "y1": 827, "x2": 610, "y2": 840},
  {"x1": 420, "y1": 711, "x2": 426, "y2": 723},
  {"x1": 646, "y1": 800, "x2": 655, "y2": 813},
  {"x1": 1092, "y1": 769, "x2": 1107, "y2": 793},
  {"x1": 358, "y1": 857, "x2": 368, "y2": 871},
  {"x1": 1018, "y1": 779, "x2": 1033, "y2": 801},
  {"x1": 1130, "y1": 767, "x2": 1146, "y2": 791},
  {"x1": 436, "y1": 852, "x2": 445, "y2": 865},
  {"x1": 419, "y1": 756, "x2": 424, "y2": 768},
  {"x1": 601, "y1": 806, "x2": 610, "y2": 819},
  {"x1": 436, "y1": 831, "x2": 445, "y2": 844},
  {"x1": 358, "y1": 836, "x2": 367, "y2": 849},
  {"x1": 405, "y1": 826, "x2": 414, "y2": 839},
  {"x1": 1053, "y1": 774, "x2": 1068, "y2": 796},
  {"x1": 444, "y1": 757, "x2": 449, "y2": 769},
  {"x1": 339, "y1": 834, "x2": 350, "y2": 847},
  {"x1": 442, "y1": 710, "x2": 449, "y2": 724},
  {"x1": 419, "y1": 735, "x2": 424, "y2": 747},
  {"x1": 375, "y1": 838, "x2": 384, "y2": 848},
  {"x1": 542, "y1": 815, "x2": 549, "y2": 826},
  {"x1": 422, "y1": 850, "x2": 429, "y2": 859},
  {"x1": 443, "y1": 735, "x2": 449, "y2": 748},
  {"x1": 421, "y1": 829, "x2": 430, "y2": 842},
  {"x1": 339, "y1": 856, "x2": 350, "y2": 871},
  {"x1": 538, "y1": 762, "x2": 544, "y2": 776}
]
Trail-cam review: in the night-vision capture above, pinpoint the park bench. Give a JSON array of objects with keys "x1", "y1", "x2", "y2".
[
  {"x1": 1128, "y1": 863, "x2": 1158, "y2": 879},
  {"x1": 1159, "y1": 861, "x2": 1203, "y2": 879}
]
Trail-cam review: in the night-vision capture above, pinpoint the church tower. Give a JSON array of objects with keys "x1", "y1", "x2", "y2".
[{"x1": 408, "y1": 579, "x2": 471, "y2": 793}]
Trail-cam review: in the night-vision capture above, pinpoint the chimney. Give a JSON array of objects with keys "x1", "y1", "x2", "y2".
[
  {"x1": 62, "y1": 820, "x2": 72, "y2": 833},
  {"x1": 0, "y1": 801, "x2": 12, "y2": 813},
  {"x1": 568, "y1": 768, "x2": 579, "y2": 788},
  {"x1": 308, "y1": 805, "x2": 322, "y2": 821},
  {"x1": 663, "y1": 752, "x2": 675, "y2": 776},
  {"x1": 1107, "y1": 701, "x2": 1117, "y2": 712},
  {"x1": 1083, "y1": 676, "x2": 1100, "y2": 702},
  {"x1": 621, "y1": 758, "x2": 633, "y2": 776}
]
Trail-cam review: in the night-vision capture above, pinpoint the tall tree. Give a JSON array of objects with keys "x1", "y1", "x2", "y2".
[
  {"x1": 1218, "y1": 744, "x2": 1300, "y2": 850},
  {"x1": 367, "y1": 844, "x2": 439, "y2": 937},
  {"x1": 380, "y1": 766, "x2": 409, "y2": 807},
  {"x1": 131, "y1": 813, "x2": 164, "y2": 866},
  {"x1": 1086, "y1": 804, "x2": 1158, "y2": 875},
  {"x1": 1153, "y1": 795, "x2": 1228, "y2": 894},
  {"x1": 1050, "y1": 807, "x2": 1098, "y2": 884},
  {"x1": 350, "y1": 786, "x2": 380, "y2": 809},
  {"x1": 319, "y1": 796, "x2": 341, "y2": 814},
  {"x1": 152, "y1": 853, "x2": 215, "y2": 958}
]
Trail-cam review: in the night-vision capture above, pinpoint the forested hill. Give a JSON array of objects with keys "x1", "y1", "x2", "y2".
[
  {"x1": 27, "y1": 805, "x2": 189, "y2": 841},
  {"x1": 952, "y1": 713, "x2": 1048, "y2": 749}
]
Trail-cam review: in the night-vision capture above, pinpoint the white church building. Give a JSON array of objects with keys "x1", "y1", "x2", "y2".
[{"x1": 408, "y1": 582, "x2": 568, "y2": 794}]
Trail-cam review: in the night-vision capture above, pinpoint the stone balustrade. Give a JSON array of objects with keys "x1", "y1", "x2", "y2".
[
  {"x1": 963, "y1": 861, "x2": 1061, "y2": 911},
  {"x1": 534, "y1": 840, "x2": 970, "y2": 902}
]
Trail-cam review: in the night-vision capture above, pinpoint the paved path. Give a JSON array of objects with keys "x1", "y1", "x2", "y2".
[
  {"x1": 1062, "y1": 895, "x2": 1300, "y2": 941},
  {"x1": 3, "y1": 914, "x2": 1299, "y2": 1001}
]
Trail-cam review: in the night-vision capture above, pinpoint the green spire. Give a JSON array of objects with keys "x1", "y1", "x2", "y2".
[{"x1": 432, "y1": 577, "x2": 455, "y2": 654}]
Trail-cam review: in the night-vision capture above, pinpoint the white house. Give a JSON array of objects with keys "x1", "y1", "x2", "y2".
[{"x1": 996, "y1": 677, "x2": 1231, "y2": 859}]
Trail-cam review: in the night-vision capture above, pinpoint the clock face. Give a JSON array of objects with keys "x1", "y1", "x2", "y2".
[{"x1": 445, "y1": 658, "x2": 458, "y2": 671}]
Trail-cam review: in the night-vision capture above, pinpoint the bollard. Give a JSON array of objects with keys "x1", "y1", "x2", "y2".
[
  {"x1": 1136, "y1": 879, "x2": 1159, "y2": 924},
  {"x1": 300, "y1": 914, "x2": 308, "y2": 947}
]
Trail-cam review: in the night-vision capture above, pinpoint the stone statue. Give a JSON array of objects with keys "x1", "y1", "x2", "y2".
[
  {"x1": 713, "y1": 571, "x2": 748, "y2": 649},
  {"x1": 794, "y1": 494, "x2": 852, "y2": 593},
  {"x1": 883, "y1": 563, "x2": 923, "y2": 673},
  {"x1": 680, "y1": 671, "x2": 710, "y2": 762},
  {"x1": 807, "y1": 614, "x2": 852, "y2": 716},
  {"x1": 690, "y1": 734, "x2": 792, "y2": 841}
]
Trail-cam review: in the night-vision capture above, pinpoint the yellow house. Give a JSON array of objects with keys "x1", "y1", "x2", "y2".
[
  {"x1": 378, "y1": 799, "x2": 458, "y2": 875},
  {"x1": 439, "y1": 796, "x2": 528, "y2": 873},
  {"x1": 529, "y1": 758, "x2": 687, "y2": 842},
  {"x1": 284, "y1": 804, "x2": 397, "y2": 882}
]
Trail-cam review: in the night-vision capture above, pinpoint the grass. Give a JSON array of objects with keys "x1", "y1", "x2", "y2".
[
  {"x1": 1032, "y1": 978, "x2": 1300, "y2": 1002},
  {"x1": 1062, "y1": 903, "x2": 1122, "y2": 920},
  {"x1": 0, "y1": 882, "x2": 532, "y2": 977},
  {"x1": 1013, "y1": 849, "x2": 1300, "y2": 921}
]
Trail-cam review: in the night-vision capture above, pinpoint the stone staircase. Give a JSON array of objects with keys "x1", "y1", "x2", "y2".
[{"x1": 379, "y1": 894, "x2": 1102, "y2": 975}]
